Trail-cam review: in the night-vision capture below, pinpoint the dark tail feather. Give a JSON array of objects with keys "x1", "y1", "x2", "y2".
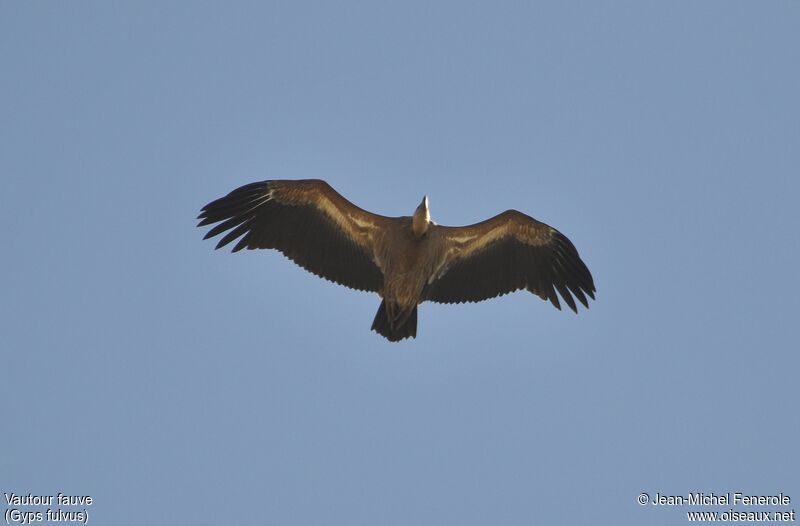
[{"x1": 371, "y1": 300, "x2": 417, "y2": 342}]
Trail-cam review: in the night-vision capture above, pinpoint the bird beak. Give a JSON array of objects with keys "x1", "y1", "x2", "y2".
[{"x1": 421, "y1": 196, "x2": 428, "y2": 209}]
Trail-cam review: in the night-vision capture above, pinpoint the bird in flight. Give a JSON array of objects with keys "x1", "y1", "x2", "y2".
[{"x1": 198, "y1": 179, "x2": 595, "y2": 341}]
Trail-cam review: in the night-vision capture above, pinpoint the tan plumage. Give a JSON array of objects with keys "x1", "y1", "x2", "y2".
[{"x1": 198, "y1": 179, "x2": 595, "y2": 341}]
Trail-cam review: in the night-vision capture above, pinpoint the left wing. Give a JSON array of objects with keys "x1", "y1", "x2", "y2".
[
  {"x1": 198, "y1": 179, "x2": 389, "y2": 292},
  {"x1": 424, "y1": 210, "x2": 595, "y2": 312}
]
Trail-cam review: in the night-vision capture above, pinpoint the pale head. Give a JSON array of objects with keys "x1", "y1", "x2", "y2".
[{"x1": 412, "y1": 195, "x2": 430, "y2": 238}]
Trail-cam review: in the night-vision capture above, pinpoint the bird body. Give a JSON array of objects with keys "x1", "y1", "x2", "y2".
[{"x1": 198, "y1": 179, "x2": 595, "y2": 341}]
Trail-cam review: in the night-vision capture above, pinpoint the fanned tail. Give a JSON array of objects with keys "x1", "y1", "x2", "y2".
[{"x1": 371, "y1": 300, "x2": 417, "y2": 342}]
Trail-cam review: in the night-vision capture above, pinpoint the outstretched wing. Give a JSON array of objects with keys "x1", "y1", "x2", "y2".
[
  {"x1": 424, "y1": 210, "x2": 595, "y2": 312},
  {"x1": 198, "y1": 179, "x2": 388, "y2": 292}
]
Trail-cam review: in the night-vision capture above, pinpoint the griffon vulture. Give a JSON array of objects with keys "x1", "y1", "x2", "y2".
[{"x1": 198, "y1": 179, "x2": 595, "y2": 341}]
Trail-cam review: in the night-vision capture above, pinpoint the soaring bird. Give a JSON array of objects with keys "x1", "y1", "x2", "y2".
[{"x1": 198, "y1": 179, "x2": 595, "y2": 341}]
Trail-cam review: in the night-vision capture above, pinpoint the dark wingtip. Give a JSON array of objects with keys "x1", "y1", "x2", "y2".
[{"x1": 554, "y1": 282, "x2": 577, "y2": 313}]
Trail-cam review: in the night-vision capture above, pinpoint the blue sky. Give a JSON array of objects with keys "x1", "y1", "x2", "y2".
[{"x1": 2, "y1": 2, "x2": 798, "y2": 524}]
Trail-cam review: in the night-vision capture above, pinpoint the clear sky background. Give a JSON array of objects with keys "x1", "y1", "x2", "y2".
[{"x1": 2, "y1": 2, "x2": 798, "y2": 524}]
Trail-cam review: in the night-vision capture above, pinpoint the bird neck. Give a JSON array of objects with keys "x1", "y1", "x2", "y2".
[{"x1": 412, "y1": 208, "x2": 430, "y2": 238}]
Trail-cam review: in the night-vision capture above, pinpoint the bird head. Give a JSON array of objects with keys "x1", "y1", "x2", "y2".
[{"x1": 412, "y1": 195, "x2": 430, "y2": 238}]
